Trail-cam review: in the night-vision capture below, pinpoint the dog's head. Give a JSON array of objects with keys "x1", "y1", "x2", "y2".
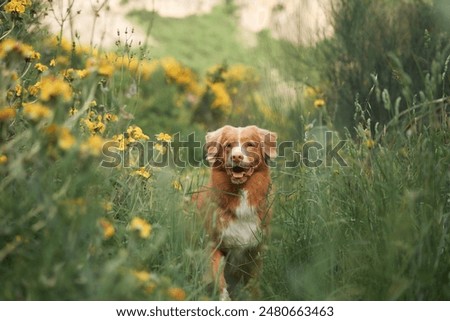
[{"x1": 205, "y1": 125, "x2": 277, "y2": 184}]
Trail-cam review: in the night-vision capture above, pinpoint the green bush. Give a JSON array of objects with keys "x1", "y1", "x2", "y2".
[{"x1": 320, "y1": 0, "x2": 450, "y2": 133}]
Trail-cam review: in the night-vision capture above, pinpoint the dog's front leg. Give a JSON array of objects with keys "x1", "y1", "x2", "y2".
[{"x1": 211, "y1": 248, "x2": 230, "y2": 300}]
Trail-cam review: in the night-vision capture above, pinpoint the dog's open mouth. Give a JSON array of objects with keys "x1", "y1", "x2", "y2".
[{"x1": 226, "y1": 165, "x2": 254, "y2": 184}]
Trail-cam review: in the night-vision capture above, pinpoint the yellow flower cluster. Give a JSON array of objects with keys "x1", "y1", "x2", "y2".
[
  {"x1": 205, "y1": 64, "x2": 258, "y2": 114},
  {"x1": 34, "y1": 63, "x2": 48, "y2": 72},
  {"x1": 27, "y1": 82, "x2": 40, "y2": 96},
  {"x1": 62, "y1": 68, "x2": 89, "y2": 81},
  {"x1": 131, "y1": 269, "x2": 158, "y2": 294},
  {"x1": 0, "y1": 38, "x2": 40, "y2": 61},
  {"x1": 4, "y1": 0, "x2": 32, "y2": 15},
  {"x1": 86, "y1": 56, "x2": 115, "y2": 77},
  {"x1": 110, "y1": 125, "x2": 150, "y2": 151},
  {"x1": 160, "y1": 57, "x2": 202, "y2": 94},
  {"x1": 80, "y1": 135, "x2": 105, "y2": 157},
  {"x1": 22, "y1": 102, "x2": 53, "y2": 121},
  {"x1": 133, "y1": 270, "x2": 152, "y2": 282},
  {"x1": 155, "y1": 132, "x2": 172, "y2": 142},
  {"x1": 223, "y1": 64, "x2": 258, "y2": 84},
  {"x1": 209, "y1": 82, "x2": 232, "y2": 112},
  {"x1": 314, "y1": 98, "x2": 326, "y2": 108},
  {"x1": 129, "y1": 217, "x2": 152, "y2": 239},
  {"x1": 132, "y1": 167, "x2": 151, "y2": 179},
  {"x1": 57, "y1": 126, "x2": 76, "y2": 150},
  {"x1": 98, "y1": 218, "x2": 115, "y2": 240},
  {"x1": 82, "y1": 112, "x2": 106, "y2": 136},
  {"x1": 304, "y1": 86, "x2": 326, "y2": 109},
  {"x1": 365, "y1": 139, "x2": 376, "y2": 149},
  {"x1": 172, "y1": 180, "x2": 182, "y2": 191},
  {"x1": 0, "y1": 155, "x2": 8, "y2": 165},
  {"x1": 104, "y1": 112, "x2": 118, "y2": 122},
  {"x1": 0, "y1": 107, "x2": 16, "y2": 121},
  {"x1": 167, "y1": 287, "x2": 186, "y2": 301},
  {"x1": 44, "y1": 124, "x2": 75, "y2": 151},
  {"x1": 131, "y1": 269, "x2": 186, "y2": 299},
  {"x1": 127, "y1": 125, "x2": 150, "y2": 141},
  {"x1": 39, "y1": 76, "x2": 73, "y2": 102}
]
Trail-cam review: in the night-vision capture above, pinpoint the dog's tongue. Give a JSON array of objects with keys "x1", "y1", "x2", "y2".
[{"x1": 232, "y1": 171, "x2": 245, "y2": 178}]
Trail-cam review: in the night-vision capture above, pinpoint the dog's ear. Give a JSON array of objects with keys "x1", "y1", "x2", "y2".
[
  {"x1": 205, "y1": 126, "x2": 229, "y2": 166},
  {"x1": 259, "y1": 129, "x2": 277, "y2": 160}
]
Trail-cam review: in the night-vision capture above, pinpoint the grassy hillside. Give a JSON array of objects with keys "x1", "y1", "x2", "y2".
[{"x1": 128, "y1": 4, "x2": 282, "y2": 73}]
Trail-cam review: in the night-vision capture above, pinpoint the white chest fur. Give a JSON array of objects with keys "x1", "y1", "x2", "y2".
[{"x1": 221, "y1": 191, "x2": 262, "y2": 249}]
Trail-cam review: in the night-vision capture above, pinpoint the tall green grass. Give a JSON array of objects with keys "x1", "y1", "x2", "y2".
[{"x1": 264, "y1": 125, "x2": 449, "y2": 300}]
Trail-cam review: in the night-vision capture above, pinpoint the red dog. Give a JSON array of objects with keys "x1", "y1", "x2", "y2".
[{"x1": 199, "y1": 125, "x2": 277, "y2": 300}]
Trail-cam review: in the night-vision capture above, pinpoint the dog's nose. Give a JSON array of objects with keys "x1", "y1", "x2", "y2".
[{"x1": 232, "y1": 153, "x2": 244, "y2": 163}]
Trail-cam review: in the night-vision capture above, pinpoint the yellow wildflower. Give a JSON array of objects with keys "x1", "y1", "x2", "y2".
[
  {"x1": 109, "y1": 127, "x2": 149, "y2": 151},
  {"x1": 10, "y1": 71, "x2": 19, "y2": 81},
  {"x1": 139, "y1": 60, "x2": 160, "y2": 80},
  {"x1": 55, "y1": 55, "x2": 69, "y2": 66},
  {"x1": 132, "y1": 270, "x2": 151, "y2": 283},
  {"x1": 104, "y1": 113, "x2": 118, "y2": 122},
  {"x1": 0, "y1": 155, "x2": 8, "y2": 165},
  {"x1": 172, "y1": 180, "x2": 182, "y2": 191},
  {"x1": 167, "y1": 287, "x2": 186, "y2": 301},
  {"x1": 0, "y1": 107, "x2": 17, "y2": 121},
  {"x1": 314, "y1": 98, "x2": 326, "y2": 108},
  {"x1": 304, "y1": 86, "x2": 318, "y2": 98},
  {"x1": 130, "y1": 217, "x2": 152, "y2": 239},
  {"x1": 155, "y1": 132, "x2": 172, "y2": 142},
  {"x1": 14, "y1": 84, "x2": 22, "y2": 97},
  {"x1": 90, "y1": 100, "x2": 97, "y2": 107},
  {"x1": 39, "y1": 76, "x2": 73, "y2": 102},
  {"x1": 63, "y1": 68, "x2": 89, "y2": 80},
  {"x1": 46, "y1": 36, "x2": 72, "y2": 53},
  {"x1": 98, "y1": 218, "x2": 115, "y2": 240},
  {"x1": 76, "y1": 69, "x2": 89, "y2": 79},
  {"x1": 101, "y1": 201, "x2": 113, "y2": 212},
  {"x1": 49, "y1": 59, "x2": 56, "y2": 67},
  {"x1": 22, "y1": 102, "x2": 53, "y2": 121},
  {"x1": 0, "y1": 38, "x2": 39, "y2": 61},
  {"x1": 132, "y1": 167, "x2": 151, "y2": 179},
  {"x1": 154, "y1": 143, "x2": 166, "y2": 154},
  {"x1": 160, "y1": 57, "x2": 199, "y2": 93},
  {"x1": 110, "y1": 134, "x2": 126, "y2": 151},
  {"x1": 86, "y1": 57, "x2": 115, "y2": 77},
  {"x1": 57, "y1": 127, "x2": 76, "y2": 150},
  {"x1": 127, "y1": 125, "x2": 149, "y2": 141},
  {"x1": 20, "y1": 43, "x2": 40, "y2": 61},
  {"x1": 224, "y1": 64, "x2": 256, "y2": 83},
  {"x1": 4, "y1": 0, "x2": 31, "y2": 15},
  {"x1": 80, "y1": 135, "x2": 105, "y2": 156},
  {"x1": 0, "y1": 39, "x2": 14, "y2": 58},
  {"x1": 62, "y1": 68, "x2": 75, "y2": 81},
  {"x1": 35, "y1": 63, "x2": 48, "y2": 72},
  {"x1": 69, "y1": 107, "x2": 78, "y2": 116},
  {"x1": 28, "y1": 81, "x2": 41, "y2": 96},
  {"x1": 98, "y1": 61, "x2": 115, "y2": 77},
  {"x1": 210, "y1": 82, "x2": 232, "y2": 112},
  {"x1": 365, "y1": 139, "x2": 376, "y2": 150},
  {"x1": 82, "y1": 117, "x2": 106, "y2": 135}
]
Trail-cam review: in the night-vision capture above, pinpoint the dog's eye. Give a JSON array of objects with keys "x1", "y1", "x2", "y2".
[
  {"x1": 246, "y1": 142, "x2": 257, "y2": 147},
  {"x1": 225, "y1": 143, "x2": 232, "y2": 149}
]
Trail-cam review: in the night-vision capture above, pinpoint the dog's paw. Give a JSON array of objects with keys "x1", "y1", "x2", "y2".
[{"x1": 220, "y1": 288, "x2": 231, "y2": 301}]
